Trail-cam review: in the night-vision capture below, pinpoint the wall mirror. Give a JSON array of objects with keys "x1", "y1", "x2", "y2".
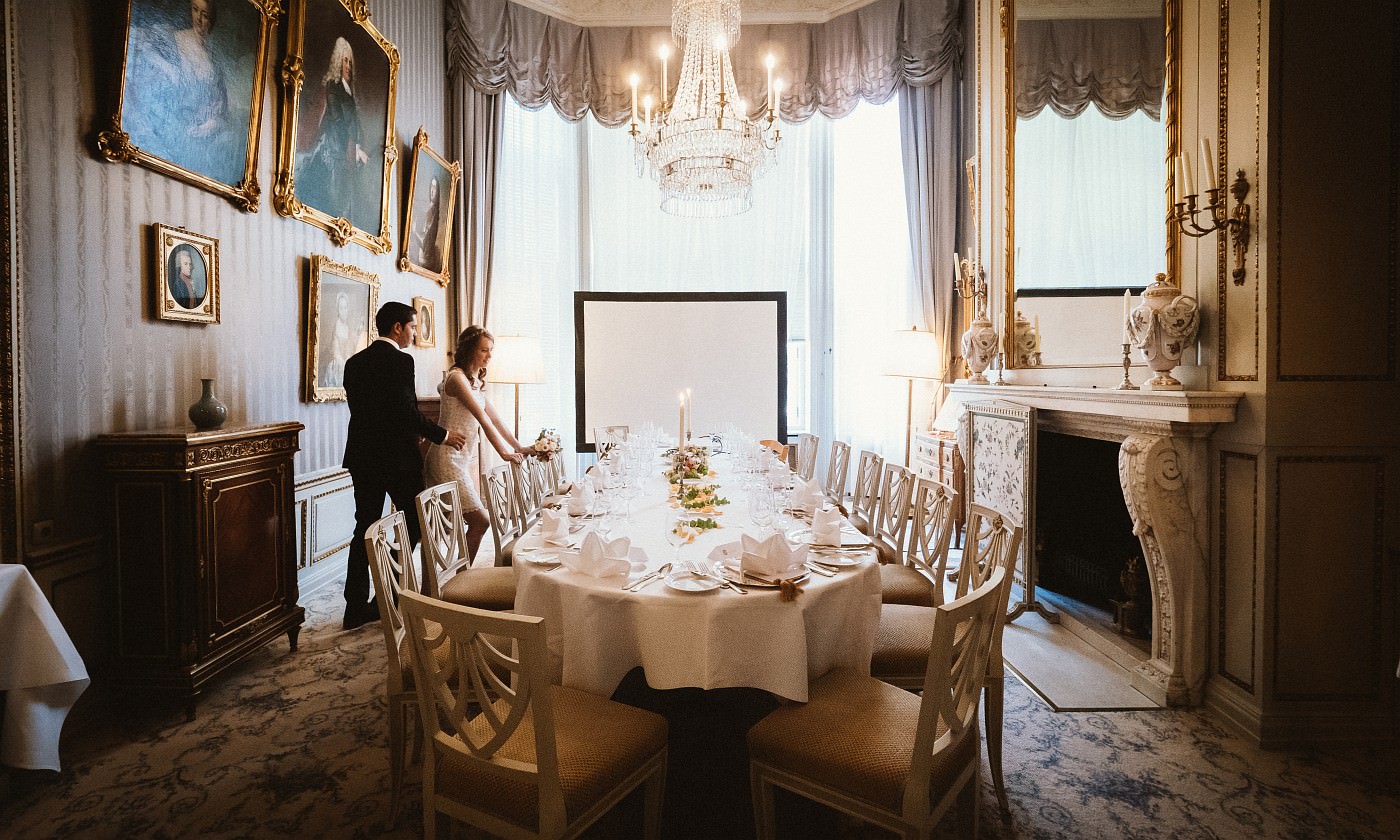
[{"x1": 1002, "y1": 0, "x2": 1178, "y2": 368}]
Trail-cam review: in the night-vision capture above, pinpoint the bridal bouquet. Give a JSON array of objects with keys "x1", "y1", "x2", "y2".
[
  {"x1": 534, "y1": 428, "x2": 562, "y2": 456},
  {"x1": 665, "y1": 443, "x2": 710, "y2": 483}
]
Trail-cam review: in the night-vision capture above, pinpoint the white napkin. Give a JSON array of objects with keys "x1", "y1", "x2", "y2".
[
  {"x1": 790, "y1": 477, "x2": 825, "y2": 514},
  {"x1": 739, "y1": 533, "x2": 808, "y2": 580},
  {"x1": 539, "y1": 508, "x2": 571, "y2": 545},
  {"x1": 587, "y1": 461, "x2": 612, "y2": 490},
  {"x1": 564, "y1": 532, "x2": 631, "y2": 578},
  {"x1": 811, "y1": 507, "x2": 844, "y2": 546},
  {"x1": 566, "y1": 481, "x2": 595, "y2": 515}
]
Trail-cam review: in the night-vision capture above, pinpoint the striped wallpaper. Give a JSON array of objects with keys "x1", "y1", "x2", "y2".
[{"x1": 17, "y1": 0, "x2": 451, "y2": 545}]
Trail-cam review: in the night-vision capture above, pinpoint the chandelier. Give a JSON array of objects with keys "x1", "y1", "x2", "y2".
[{"x1": 627, "y1": 0, "x2": 782, "y2": 217}]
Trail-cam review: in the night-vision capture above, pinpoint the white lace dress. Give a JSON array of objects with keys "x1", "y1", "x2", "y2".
[{"x1": 423, "y1": 373, "x2": 485, "y2": 513}]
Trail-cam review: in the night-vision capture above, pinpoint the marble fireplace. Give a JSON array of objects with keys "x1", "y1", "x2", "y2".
[{"x1": 947, "y1": 384, "x2": 1241, "y2": 706}]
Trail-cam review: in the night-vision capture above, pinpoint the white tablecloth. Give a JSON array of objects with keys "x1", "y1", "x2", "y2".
[
  {"x1": 0, "y1": 564, "x2": 89, "y2": 771},
  {"x1": 515, "y1": 454, "x2": 882, "y2": 702}
]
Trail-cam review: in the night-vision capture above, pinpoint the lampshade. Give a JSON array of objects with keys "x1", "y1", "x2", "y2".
[
  {"x1": 485, "y1": 335, "x2": 545, "y2": 385},
  {"x1": 884, "y1": 327, "x2": 941, "y2": 380}
]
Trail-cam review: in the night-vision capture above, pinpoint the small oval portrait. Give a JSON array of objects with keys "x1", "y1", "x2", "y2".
[
  {"x1": 418, "y1": 302, "x2": 433, "y2": 342},
  {"x1": 166, "y1": 243, "x2": 209, "y2": 310}
]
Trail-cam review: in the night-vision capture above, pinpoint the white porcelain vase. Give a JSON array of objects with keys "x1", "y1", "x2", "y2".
[
  {"x1": 960, "y1": 314, "x2": 998, "y2": 384},
  {"x1": 1128, "y1": 274, "x2": 1200, "y2": 391}
]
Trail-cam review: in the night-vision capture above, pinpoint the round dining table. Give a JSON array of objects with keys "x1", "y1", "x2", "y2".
[{"x1": 513, "y1": 451, "x2": 881, "y2": 703}]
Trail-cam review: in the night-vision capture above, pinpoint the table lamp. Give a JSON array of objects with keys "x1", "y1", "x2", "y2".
[
  {"x1": 885, "y1": 326, "x2": 941, "y2": 467},
  {"x1": 485, "y1": 334, "x2": 544, "y2": 439}
]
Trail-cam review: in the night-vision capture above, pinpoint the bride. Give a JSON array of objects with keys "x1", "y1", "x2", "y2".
[{"x1": 424, "y1": 326, "x2": 536, "y2": 562}]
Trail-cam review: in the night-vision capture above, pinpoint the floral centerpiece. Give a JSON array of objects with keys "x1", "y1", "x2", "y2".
[
  {"x1": 533, "y1": 428, "x2": 562, "y2": 457},
  {"x1": 673, "y1": 483, "x2": 730, "y2": 514},
  {"x1": 665, "y1": 443, "x2": 710, "y2": 484}
]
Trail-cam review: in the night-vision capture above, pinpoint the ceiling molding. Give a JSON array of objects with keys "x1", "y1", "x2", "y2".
[{"x1": 507, "y1": 0, "x2": 883, "y2": 28}]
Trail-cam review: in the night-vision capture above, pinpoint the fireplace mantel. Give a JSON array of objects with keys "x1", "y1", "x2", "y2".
[
  {"x1": 945, "y1": 383, "x2": 1243, "y2": 706},
  {"x1": 946, "y1": 383, "x2": 1242, "y2": 426}
]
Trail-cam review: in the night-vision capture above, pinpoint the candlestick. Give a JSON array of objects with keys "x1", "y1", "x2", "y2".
[
  {"x1": 643, "y1": 95, "x2": 653, "y2": 134},
  {"x1": 659, "y1": 44, "x2": 670, "y2": 109},
  {"x1": 1116, "y1": 343, "x2": 1138, "y2": 390},
  {"x1": 1200, "y1": 138, "x2": 1217, "y2": 192},
  {"x1": 1122, "y1": 289, "x2": 1131, "y2": 343},
  {"x1": 678, "y1": 393, "x2": 685, "y2": 448},
  {"x1": 765, "y1": 54, "x2": 775, "y2": 116},
  {"x1": 1174, "y1": 155, "x2": 1186, "y2": 203},
  {"x1": 1182, "y1": 149, "x2": 1196, "y2": 198},
  {"x1": 685, "y1": 387, "x2": 693, "y2": 440},
  {"x1": 629, "y1": 74, "x2": 639, "y2": 125},
  {"x1": 772, "y1": 79, "x2": 783, "y2": 122}
]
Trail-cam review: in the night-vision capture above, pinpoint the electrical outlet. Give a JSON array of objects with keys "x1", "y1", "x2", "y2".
[{"x1": 31, "y1": 519, "x2": 54, "y2": 544}]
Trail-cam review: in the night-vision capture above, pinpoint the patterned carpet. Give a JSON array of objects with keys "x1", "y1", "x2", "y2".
[{"x1": 2, "y1": 578, "x2": 1397, "y2": 839}]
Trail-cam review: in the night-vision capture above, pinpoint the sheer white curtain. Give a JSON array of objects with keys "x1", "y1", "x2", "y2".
[
  {"x1": 488, "y1": 98, "x2": 583, "y2": 460},
  {"x1": 1014, "y1": 108, "x2": 1166, "y2": 289},
  {"x1": 832, "y1": 100, "x2": 916, "y2": 462}
]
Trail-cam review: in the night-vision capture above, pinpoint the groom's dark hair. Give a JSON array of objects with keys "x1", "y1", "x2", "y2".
[{"x1": 375, "y1": 301, "x2": 415, "y2": 335}]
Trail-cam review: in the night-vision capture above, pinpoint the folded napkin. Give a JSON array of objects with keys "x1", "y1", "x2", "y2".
[
  {"x1": 566, "y1": 481, "x2": 595, "y2": 515},
  {"x1": 739, "y1": 533, "x2": 808, "y2": 580},
  {"x1": 586, "y1": 461, "x2": 613, "y2": 490},
  {"x1": 811, "y1": 507, "x2": 845, "y2": 546},
  {"x1": 790, "y1": 477, "x2": 825, "y2": 515},
  {"x1": 564, "y1": 533, "x2": 631, "y2": 578},
  {"x1": 539, "y1": 508, "x2": 572, "y2": 545}
]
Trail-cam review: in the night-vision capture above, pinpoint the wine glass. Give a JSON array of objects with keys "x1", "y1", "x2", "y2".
[
  {"x1": 665, "y1": 515, "x2": 690, "y2": 562},
  {"x1": 748, "y1": 490, "x2": 774, "y2": 533}
]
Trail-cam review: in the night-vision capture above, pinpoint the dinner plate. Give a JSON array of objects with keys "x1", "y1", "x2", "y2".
[
  {"x1": 664, "y1": 570, "x2": 722, "y2": 592},
  {"x1": 518, "y1": 549, "x2": 562, "y2": 566},
  {"x1": 788, "y1": 526, "x2": 872, "y2": 549},
  {"x1": 806, "y1": 551, "x2": 866, "y2": 567},
  {"x1": 718, "y1": 563, "x2": 809, "y2": 588}
]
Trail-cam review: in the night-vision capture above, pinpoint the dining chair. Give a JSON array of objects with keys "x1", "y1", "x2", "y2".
[
  {"x1": 416, "y1": 482, "x2": 516, "y2": 611},
  {"x1": 483, "y1": 463, "x2": 523, "y2": 567},
  {"x1": 747, "y1": 566, "x2": 1007, "y2": 840},
  {"x1": 593, "y1": 425, "x2": 629, "y2": 457},
  {"x1": 399, "y1": 590, "x2": 669, "y2": 840},
  {"x1": 822, "y1": 440, "x2": 851, "y2": 509},
  {"x1": 848, "y1": 450, "x2": 883, "y2": 535},
  {"x1": 880, "y1": 478, "x2": 958, "y2": 609},
  {"x1": 364, "y1": 510, "x2": 424, "y2": 825},
  {"x1": 872, "y1": 463, "x2": 916, "y2": 565},
  {"x1": 758, "y1": 438, "x2": 791, "y2": 467},
  {"x1": 511, "y1": 459, "x2": 544, "y2": 531},
  {"x1": 794, "y1": 433, "x2": 820, "y2": 482},
  {"x1": 869, "y1": 501, "x2": 1023, "y2": 814},
  {"x1": 544, "y1": 451, "x2": 568, "y2": 493}
]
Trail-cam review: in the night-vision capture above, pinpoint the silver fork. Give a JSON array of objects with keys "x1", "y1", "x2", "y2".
[{"x1": 703, "y1": 561, "x2": 747, "y2": 594}]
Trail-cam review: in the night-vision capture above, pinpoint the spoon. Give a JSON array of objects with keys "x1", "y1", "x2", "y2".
[{"x1": 626, "y1": 562, "x2": 672, "y2": 591}]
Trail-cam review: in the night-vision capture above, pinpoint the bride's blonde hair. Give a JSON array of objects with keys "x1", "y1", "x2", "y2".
[{"x1": 452, "y1": 326, "x2": 493, "y2": 388}]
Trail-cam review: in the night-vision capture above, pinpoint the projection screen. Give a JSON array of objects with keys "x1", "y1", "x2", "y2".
[{"x1": 574, "y1": 292, "x2": 787, "y2": 452}]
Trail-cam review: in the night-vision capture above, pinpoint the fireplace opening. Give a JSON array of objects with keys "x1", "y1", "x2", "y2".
[{"x1": 1035, "y1": 431, "x2": 1152, "y2": 644}]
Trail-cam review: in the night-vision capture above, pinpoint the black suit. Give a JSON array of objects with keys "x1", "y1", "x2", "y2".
[{"x1": 341, "y1": 339, "x2": 446, "y2": 609}]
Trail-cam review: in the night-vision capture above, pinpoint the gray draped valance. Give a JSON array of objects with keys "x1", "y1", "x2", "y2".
[
  {"x1": 1015, "y1": 18, "x2": 1164, "y2": 120},
  {"x1": 445, "y1": 0, "x2": 961, "y2": 126}
]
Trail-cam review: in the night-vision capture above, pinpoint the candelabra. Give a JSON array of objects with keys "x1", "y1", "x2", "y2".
[
  {"x1": 1172, "y1": 169, "x2": 1252, "y2": 285},
  {"x1": 954, "y1": 255, "x2": 998, "y2": 384}
]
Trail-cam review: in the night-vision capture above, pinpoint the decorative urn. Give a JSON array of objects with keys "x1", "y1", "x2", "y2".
[{"x1": 1128, "y1": 273, "x2": 1200, "y2": 391}]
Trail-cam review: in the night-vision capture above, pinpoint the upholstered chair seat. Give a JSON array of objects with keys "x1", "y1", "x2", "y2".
[
  {"x1": 438, "y1": 685, "x2": 668, "y2": 832},
  {"x1": 440, "y1": 565, "x2": 517, "y2": 611},
  {"x1": 878, "y1": 565, "x2": 937, "y2": 608},
  {"x1": 747, "y1": 669, "x2": 974, "y2": 814}
]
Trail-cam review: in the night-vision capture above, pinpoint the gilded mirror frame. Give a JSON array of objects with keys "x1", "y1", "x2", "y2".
[{"x1": 1000, "y1": 0, "x2": 1180, "y2": 368}]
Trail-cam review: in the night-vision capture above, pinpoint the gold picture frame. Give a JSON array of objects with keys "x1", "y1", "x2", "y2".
[
  {"x1": 399, "y1": 128, "x2": 460, "y2": 286},
  {"x1": 306, "y1": 254, "x2": 379, "y2": 402},
  {"x1": 154, "y1": 223, "x2": 220, "y2": 324},
  {"x1": 98, "y1": 0, "x2": 279, "y2": 212},
  {"x1": 274, "y1": 0, "x2": 399, "y2": 254},
  {"x1": 412, "y1": 296, "x2": 435, "y2": 348}
]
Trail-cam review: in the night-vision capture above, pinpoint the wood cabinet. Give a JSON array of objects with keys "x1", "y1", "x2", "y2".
[
  {"x1": 95, "y1": 422, "x2": 305, "y2": 716},
  {"x1": 912, "y1": 430, "x2": 965, "y2": 544}
]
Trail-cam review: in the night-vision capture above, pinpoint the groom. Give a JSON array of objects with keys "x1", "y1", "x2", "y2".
[{"x1": 341, "y1": 301, "x2": 466, "y2": 629}]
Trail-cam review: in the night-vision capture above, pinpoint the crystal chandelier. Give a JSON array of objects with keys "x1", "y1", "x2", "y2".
[{"x1": 627, "y1": 0, "x2": 782, "y2": 217}]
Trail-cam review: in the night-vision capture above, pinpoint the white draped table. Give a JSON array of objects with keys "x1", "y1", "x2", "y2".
[
  {"x1": 514, "y1": 452, "x2": 881, "y2": 702},
  {"x1": 0, "y1": 564, "x2": 89, "y2": 771}
]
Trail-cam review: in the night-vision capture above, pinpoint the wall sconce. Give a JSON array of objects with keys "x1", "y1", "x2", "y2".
[{"x1": 1172, "y1": 152, "x2": 1252, "y2": 285}]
